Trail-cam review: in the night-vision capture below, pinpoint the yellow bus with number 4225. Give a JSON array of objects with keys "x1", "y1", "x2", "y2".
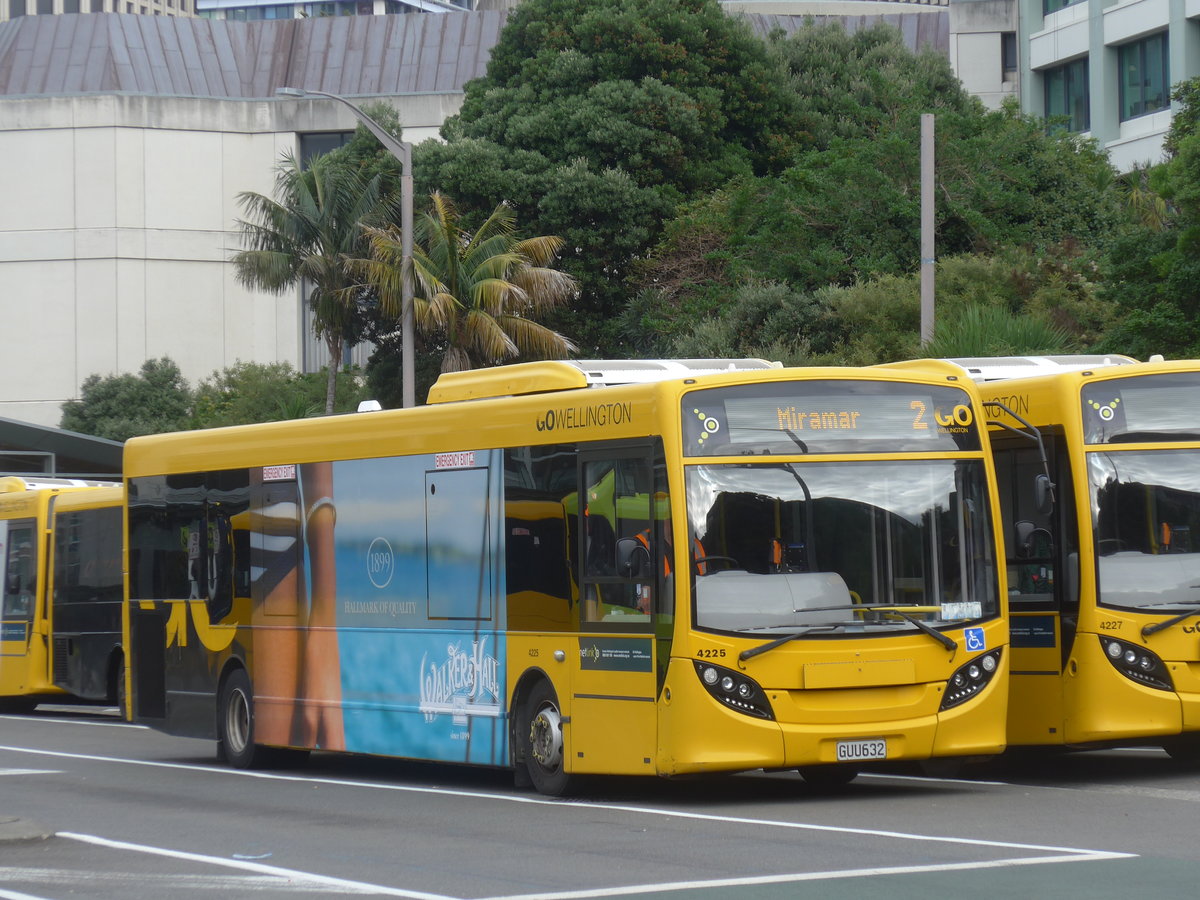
[{"x1": 124, "y1": 358, "x2": 1009, "y2": 793}]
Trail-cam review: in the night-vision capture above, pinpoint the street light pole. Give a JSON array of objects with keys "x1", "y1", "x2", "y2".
[{"x1": 276, "y1": 87, "x2": 416, "y2": 408}]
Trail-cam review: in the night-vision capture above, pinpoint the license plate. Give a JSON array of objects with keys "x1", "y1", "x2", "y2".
[{"x1": 836, "y1": 738, "x2": 887, "y2": 762}]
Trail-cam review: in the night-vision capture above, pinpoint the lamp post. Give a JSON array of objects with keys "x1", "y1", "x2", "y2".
[{"x1": 276, "y1": 87, "x2": 415, "y2": 408}]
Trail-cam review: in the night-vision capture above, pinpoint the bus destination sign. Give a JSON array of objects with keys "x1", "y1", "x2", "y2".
[{"x1": 683, "y1": 381, "x2": 980, "y2": 456}]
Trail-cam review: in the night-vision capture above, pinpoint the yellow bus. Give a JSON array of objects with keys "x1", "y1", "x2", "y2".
[
  {"x1": 124, "y1": 359, "x2": 1009, "y2": 793},
  {"x1": 1, "y1": 477, "x2": 125, "y2": 713},
  {"x1": 957, "y1": 355, "x2": 1200, "y2": 756}
]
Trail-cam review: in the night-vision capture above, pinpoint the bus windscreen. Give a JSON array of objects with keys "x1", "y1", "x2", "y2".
[
  {"x1": 1082, "y1": 373, "x2": 1200, "y2": 444},
  {"x1": 683, "y1": 381, "x2": 981, "y2": 456}
]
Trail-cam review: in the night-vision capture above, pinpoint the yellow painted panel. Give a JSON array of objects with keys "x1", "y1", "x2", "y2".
[
  {"x1": 656, "y1": 657, "x2": 784, "y2": 775},
  {"x1": 803, "y1": 658, "x2": 916, "y2": 689},
  {"x1": 1064, "y1": 637, "x2": 1181, "y2": 743}
]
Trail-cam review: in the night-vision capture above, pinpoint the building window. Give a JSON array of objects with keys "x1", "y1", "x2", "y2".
[
  {"x1": 1044, "y1": 57, "x2": 1090, "y2": 133},
  {"x1": 9, "y1": 0, "x2": 26, "y2": 16},
  {"x1": 1119, "y1": 33, "x2": 1170, "y2": 122},
  {"x1": 1001, "y1": 32, "x2": 1017, "y2": 77},
  {"x1": 298, "y1": 131, "x2": 354, "y2": 167},
  {"x1": 64, "y1": 0, "x2": 79, "y2": 10},
  {"x1": 36, "y1": 0, "x2": 52, "y2": 12},
  {"x1": 1043, "y1": 0, "x2": 1083, "y2": 14}
]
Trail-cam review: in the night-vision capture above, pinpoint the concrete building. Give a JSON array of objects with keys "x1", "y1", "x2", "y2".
[
  {"x1": 950, "y1": 0, "x2": 1020, "y2": 108},
  {"x1": 1021, "y1": 0, "x2": 1200, "y2": 171},
  {"x1": 0, "y1": 12, "x2": 500, "y2": 427},
  {"x1": 2, "y1": 0, "x2": 194, "y2": 22},
  {"x1": 948, "y1": 0, "x2": 1200, "y2": 171}
]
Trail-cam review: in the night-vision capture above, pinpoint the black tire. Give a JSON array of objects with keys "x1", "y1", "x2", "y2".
[
  {"x1": 0, "y1": 698, "x2": 38, "y2": 715},
  {"x1": 1162, "y1": 735, "x2": 1200, "y2": 762},
  {"x1": 521, "y1": 680, "x2": 577, "y2": 796},
  {"x1": 217, "y1": 668, "x2": 268, "y2": 769},
  {"x1": 110, "y1": 654, "x2": 127, "y2": 720},
  {"x1": 797, "y1": 764, "x2": 860, "y2": 788}
]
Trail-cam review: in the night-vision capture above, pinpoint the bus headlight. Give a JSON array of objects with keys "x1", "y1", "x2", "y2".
[
  {"x1": 693, "y1": 661, "x2": 774, "y2": 720},
  {"x1": 940, "y1": 649, "x2": 1003, "y2": 711},
  {"x1": 1099, "y1": 637, "x2": 1172, "y2": 691}
]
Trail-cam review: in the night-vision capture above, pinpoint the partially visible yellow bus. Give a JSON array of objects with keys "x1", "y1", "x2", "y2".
[
  {"x1": 125, "y1": 359, "x2": 1009, "y2": 793},
  {"x1": 956, "y1": 355, "x2": 1200, "y2": 756},
  {"x1": 1, "y1": 477, "x2": 124, "y2": 712}
]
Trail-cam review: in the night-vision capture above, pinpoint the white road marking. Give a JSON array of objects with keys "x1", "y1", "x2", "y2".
[
  {"x1": 0, "y1": 744, "x2": 1139, "y2": 897},
  {"x1": 483, "y1": 852, "x2": 1135, "y2": 900},
  {"x1": 0, "y1": 888, "x2": 56, "y2": 900},
  {"x1": 0, "y1": 864, "x2": 390, "y2": 894},
  {"x1": 59, "y1": 833, "x2": 453, "y2": 899},
  {"x1": 0, "y1": 769, "x2": 59, "y2": 776}
]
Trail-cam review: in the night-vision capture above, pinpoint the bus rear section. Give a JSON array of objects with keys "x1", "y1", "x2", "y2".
[
  {"x1": 49, "y1": 485, "x2": 125, "y2": 708},
  {"x1": 1, "y1": 477, "x2": 122, "y2": 712},
  {"x1": 964, "y1": 356, "x2": 1200, "y2": 757}
]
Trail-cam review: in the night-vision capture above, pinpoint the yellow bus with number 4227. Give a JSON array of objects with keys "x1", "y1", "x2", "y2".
[
  {"x1": 124, "y1": 359, "x2": 1009, "y2": 793},
  {"x1": 957, "y1": 355, "x2": 1200, "y2": 758}
]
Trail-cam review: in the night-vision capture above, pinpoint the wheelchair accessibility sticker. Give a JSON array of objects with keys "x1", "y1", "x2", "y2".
[{"x1": 964, "y1": 627, "x2": 986, "y2": 652}]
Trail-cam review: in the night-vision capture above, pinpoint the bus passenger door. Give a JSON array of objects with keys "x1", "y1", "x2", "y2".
[
  {"x1": 0, "y1": 519, "x2": 38, "y2": 698},
  {"x1": 994, "y1": 438, "x2": 1075, "y2": 745},
  {"x1": 568, "y1": 447, "x2": 663, "y2": 776}
]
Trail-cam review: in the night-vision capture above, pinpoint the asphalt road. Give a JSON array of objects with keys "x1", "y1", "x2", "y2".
[{"x1": 3, "y1": 705, "x2": 1200, "y2": 899}]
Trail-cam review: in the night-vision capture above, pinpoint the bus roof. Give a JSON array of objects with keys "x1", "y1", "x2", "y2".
[
  {"x1": 427, "y1": 359, "x2": 781, "y2": 404},
  {"x1": 0, "y1": 475, "x2": 120, "y2": 494},
  {"x1": 944, "y1": 355, "x2": 1138, "y2": 383}
]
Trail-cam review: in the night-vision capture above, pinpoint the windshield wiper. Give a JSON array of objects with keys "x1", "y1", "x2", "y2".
[
  {"x1": 883, "y1": 609, "x2": 958, "y2": 651},
  {"x1": 738, "y1": 605, "x2": 958, "y2": 660},
  {"x1": 739, "y1": 625, "x2": 842, "y2": 661},
  {"x1": 1141, "y1": 596, "x2": 1200, "y2": 637}
]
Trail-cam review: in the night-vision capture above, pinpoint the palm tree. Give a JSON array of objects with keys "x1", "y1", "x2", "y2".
[
  {"x1": 233, "y1": 153, "x2": 389, "y2": 414},
  {"x1": 356, "y1": 191, "x2": 578, "y2": 375}
]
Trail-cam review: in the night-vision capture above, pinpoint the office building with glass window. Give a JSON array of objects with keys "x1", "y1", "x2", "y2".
[
  {"x1": 1021, "y1": 0, "x2": 1200, "y2": 171},
  {"x1": 1, "y1": 0, "x2": 192, "y2": 19}
]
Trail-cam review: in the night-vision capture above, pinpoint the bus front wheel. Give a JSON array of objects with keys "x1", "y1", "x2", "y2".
[
  {"x1": 522, "y1": 681, "x2": 576, "y2": 796},
  {"x1": 218, "y1": 669, "x2": 266, "y2": 769},
  {"x1": 1162, "y1": 735, "x2": 1200, "y2": 762},
  {"x1": 798, "y1": 765, "x2": 859, "y2": 788}
]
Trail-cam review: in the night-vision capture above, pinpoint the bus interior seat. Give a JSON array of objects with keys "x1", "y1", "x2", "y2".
[{"x1": 695, "y1": 571, "x2": 853, "y2": 631}]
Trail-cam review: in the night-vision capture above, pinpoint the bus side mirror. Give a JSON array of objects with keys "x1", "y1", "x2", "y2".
[
  {"x1": 1035, "y1": 473, "x2": 1054, "y2": 515},
  {"x1": 616, "y1": 537, "x2": 652, "y2": 578}
]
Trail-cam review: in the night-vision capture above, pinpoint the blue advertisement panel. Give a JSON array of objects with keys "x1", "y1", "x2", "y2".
[{"x1": 314, "y1": 452, "x2": 508, "y2": 764}]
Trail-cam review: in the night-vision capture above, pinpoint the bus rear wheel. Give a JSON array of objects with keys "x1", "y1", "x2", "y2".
[
  {"x1": 522, "y1": 681, "x2": 576, "y2": 796},
  {"x1": 218, "y1": 669, "x2": 267, "y2": 769}
]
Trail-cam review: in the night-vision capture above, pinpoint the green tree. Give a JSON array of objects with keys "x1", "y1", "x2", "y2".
[
  {"x1": 416, "y1": 0, "x2": 803, "y2": 352},
  {"x1": 233, "y1": 153, "x2": 390, "y2": 414},
  {"x1": 356, "y1": 192, "x2": 579, "y2": 374},
  {"x1": 192, "y1": 361, "x2": 368, "y2": 428},
  {"x1": 633, "y1": 26, "x2": 1121, "y2": 347},
  {"x1": 1097, "y1": 78, "x2": 1200, "y2": 360},
  {"x1": 664, "y1": 250, "x2": 1116, "y2": 366},
  {"x1": 60, "y1": 358, "x2": 192, "y2": 441}
]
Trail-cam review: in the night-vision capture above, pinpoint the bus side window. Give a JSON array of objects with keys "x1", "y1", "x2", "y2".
[
  {"x1": 2, "y1": 523, "x2": 35, "y2": 620},
  {"x1": 579, "y1": 453, "x2": 658, "y2": 621},
  {"x1": 207, "y1": 511, "x2": 234, "y2": 623}
]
